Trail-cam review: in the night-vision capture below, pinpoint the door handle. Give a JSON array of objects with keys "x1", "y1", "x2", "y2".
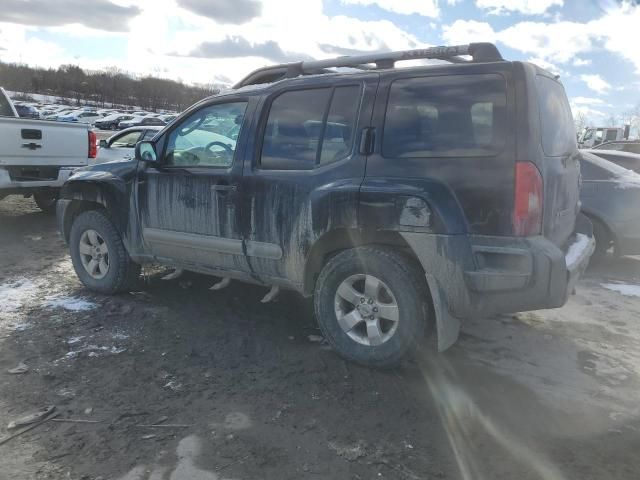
[
  {"x1": 211, "y1": 184, "x2": 238, "y2": 192},
  {"x1": 21, "y1": 143, "x2": 42, "y2": 150}
]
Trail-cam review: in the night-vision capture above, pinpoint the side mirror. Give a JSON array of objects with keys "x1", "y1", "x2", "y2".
[
  {"x1": 99, "y1": 139, "x2": 108, "y2": 148},
  {"x1": 135, "y1": 141, "x2": 157, "y2": 162}
]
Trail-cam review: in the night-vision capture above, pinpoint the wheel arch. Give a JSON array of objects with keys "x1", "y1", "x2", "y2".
[
  {"x1": 582, "y1": 209, "x2": 617, "y2": 247},
  {"x1": 60, "y1": 180, "x2": 123, "y2": 242},
  {"x1": 303, "y1": 228, "x2": 429, "y2": 296}
]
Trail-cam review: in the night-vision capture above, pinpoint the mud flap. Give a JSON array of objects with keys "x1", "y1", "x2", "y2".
[{"x1": 425, "y1": 273, "x2": 460, "y2": 351}]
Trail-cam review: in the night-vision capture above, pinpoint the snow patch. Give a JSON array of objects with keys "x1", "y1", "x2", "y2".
[
  {"x1": 43, "y1": 295, "x2": 96, "y2": 311},
  {"x1": 601, "y1": 283, "x2": 640, "y2": 297},
  {"x1": 566, "y1": 233, "x2": 590, "y2": 267},
  {"x1": 0, "y1": 278, "x2": 38, "y2": 313}
]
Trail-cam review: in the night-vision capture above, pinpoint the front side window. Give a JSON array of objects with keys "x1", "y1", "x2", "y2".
[
  {"x1": 164, "y1": 102, "x2": 247, "y2": 168},
  {"x1": 261, "y1": 85, "x2": 361, "y2": 170},
  {"x1": 111, "y1": 131, "x2": 142, "y2": 148},
  {"x1": 383, "y1": 74, "x2": 507, "y2": 158}
]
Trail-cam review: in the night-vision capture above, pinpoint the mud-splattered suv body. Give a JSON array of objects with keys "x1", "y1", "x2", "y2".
[{"x1": 58, "y1": 44, "x2": 594, "y2": 366}]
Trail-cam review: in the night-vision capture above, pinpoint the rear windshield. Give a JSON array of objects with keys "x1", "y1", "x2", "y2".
[
  {"x1": 536, "y1": 75, "x2": 576, "y2": 156},
  {"x1": 382, "y1": 73, "x2": 507, "y2": 158}
]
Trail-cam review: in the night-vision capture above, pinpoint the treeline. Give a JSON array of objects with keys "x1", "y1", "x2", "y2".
[{"x1": 0, "y1": 62, "x2": 222, "y2": 112}]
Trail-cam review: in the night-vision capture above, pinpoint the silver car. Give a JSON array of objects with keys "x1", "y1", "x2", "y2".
[{"x1": 96, "y1": 126, "x2": 162, "y2": 163}]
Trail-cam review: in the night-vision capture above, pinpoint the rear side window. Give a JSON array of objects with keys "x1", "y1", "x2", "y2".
[
  {"x1": 382, "y1": 74, "x2": 507, "y2": 158},
  {"x1": 261, "y1": 85, "x2": 361, "y2": 170},
  {"x1": 536, "y1": 75, "x2": 576, "y2": 156}
]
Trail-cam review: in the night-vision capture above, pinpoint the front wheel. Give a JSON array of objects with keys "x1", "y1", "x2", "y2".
[
  {"x1": 33, "y1": 191, "x2": 58, "y2": 214},
  {"x1": 314, "y1": 246, "x2": 429, "y2": 368},
  {"x1": 69, "y1": 210, "x2": 140, "y2": 294}
]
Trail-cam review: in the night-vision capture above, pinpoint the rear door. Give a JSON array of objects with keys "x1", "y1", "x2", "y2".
[
  {"x1": 535, "y1": 74, "x2": 581, "y2": 246},
  {"x1": 239, "y1": 74, "x2": 378, "y2": 287}
]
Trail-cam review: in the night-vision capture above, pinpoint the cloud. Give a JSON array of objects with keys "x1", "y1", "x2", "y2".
[
  {"x1": 0, "y1": 0, "x2": 140, "y2": 32},
  {"x1": 176, "y1": 0, "x2": 262, "y2": 24},
  {"x1": 183, "y1": 36, "x2": 310, "y2": 62},
  {"x1": 527, "y1": 57, "x2": 565, "y2": 76},
  {"x1": 340, "y1": 0, "x2": 439, "y2": 17},
  {"x1": 476, "y1": 0, "x2": 563, "y2": 15},
  {"x1": 318, "y1": 43, "x2": 390, "y2": 56},
  {"x1": 571, "y1": 96, "x2": 610, "y2": 106},
  {"x1": 441, "y1": 19, "x2": 497, "y2": 44},
  {"x1": 580, "y1": 74, "x2": 611, "y2": 94},
  {"x1": 572, "y1": 58, "x2": 591, "y2": 67}
]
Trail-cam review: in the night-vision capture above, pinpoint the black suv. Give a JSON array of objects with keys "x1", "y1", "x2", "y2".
[{"x1": 57, "y1": 44, "x2": 594, "y2": 367}]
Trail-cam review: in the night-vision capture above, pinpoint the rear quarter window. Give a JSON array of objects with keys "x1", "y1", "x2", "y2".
[
  {"x1": 536, "y1": 75, "x2": 576, "y2": 156},
  {"x1": 382, "y1": 73, "x2": 507, "y2": 158}
]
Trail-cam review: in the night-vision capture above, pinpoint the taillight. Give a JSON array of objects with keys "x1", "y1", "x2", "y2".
[
  {"x1": 88, "y1": 130, "x2": 97, "y2": 159},
  {"x1": 513, "y1": 161, "x2": 543, "y2": 236}
]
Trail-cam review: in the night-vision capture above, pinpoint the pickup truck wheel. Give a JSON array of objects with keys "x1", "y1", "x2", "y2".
[
  {"x1": 314, "y1": 247, "x2": 428, "y2": 368},
  {"x1": 33, "y1": 191, "x2": 58, "y2": 214},
  {"x1": 69, "y1": 210, "x2": 140, "y2": 294}
]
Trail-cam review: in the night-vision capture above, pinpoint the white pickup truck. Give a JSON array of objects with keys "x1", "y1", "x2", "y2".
[{"x1": 0, "y1": 87, "x2": 97, "y2": 212}]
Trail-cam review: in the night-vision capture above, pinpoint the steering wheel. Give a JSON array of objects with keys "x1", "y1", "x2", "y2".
[{"x1": 205, "y1": 141, "x2": 233, "y2": 154}]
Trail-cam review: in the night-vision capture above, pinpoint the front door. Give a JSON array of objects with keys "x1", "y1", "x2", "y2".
[{"x1": 138, "y1": 99, "x2": 253, "y2": 273}]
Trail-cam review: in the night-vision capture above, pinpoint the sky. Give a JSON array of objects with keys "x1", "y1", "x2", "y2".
[{"x1": 0, "y1": 0, "x2": 639, "y2": 126}]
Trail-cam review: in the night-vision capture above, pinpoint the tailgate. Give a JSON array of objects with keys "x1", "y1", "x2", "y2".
[
  {"x1": 535, "y1": 74, "x2": 580, "y2": 247},
  {"x1": 0, "y1": 117, "x2": 89, "y2": 167}
]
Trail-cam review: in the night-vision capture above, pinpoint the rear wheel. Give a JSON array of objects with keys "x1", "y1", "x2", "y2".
[
  {"x1": 590, "y1": 218, "x2": 612, "y2": 264},
  {"x1": 33, "y1": 191, "x2": 58, "y2": 214},
  {"x1": 69, "y1": 210, "x2": 140, "y2": 294},
  {"x1": 314, "y1": 246, "x2": 429, "y2": 367},
  {"x1": 110, "y1": 123, "x2": 118, "y2": 130}
]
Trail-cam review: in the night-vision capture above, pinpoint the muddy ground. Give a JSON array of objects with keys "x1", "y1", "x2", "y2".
[{"x1": 1, "y1": 195, "x2": 639, "y2": 480}]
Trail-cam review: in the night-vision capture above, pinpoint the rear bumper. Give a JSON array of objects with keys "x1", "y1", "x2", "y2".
[
  {"x1": 400, "y1": 214, "x2": 595, "y2": 320},
  {"x1": 0, "y1": 166, "x2": 81, "y2": 192}
]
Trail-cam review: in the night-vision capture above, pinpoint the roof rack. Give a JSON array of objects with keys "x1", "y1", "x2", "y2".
[{"x1": 234, "y1": 42, "x2": 503, "y2": 89}]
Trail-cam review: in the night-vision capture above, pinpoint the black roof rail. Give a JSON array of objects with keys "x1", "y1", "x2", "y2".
[{"x1": 233, "y1": 42, "x2": 503, "y2": 89}]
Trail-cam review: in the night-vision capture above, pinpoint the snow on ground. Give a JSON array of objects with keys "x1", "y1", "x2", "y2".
[
  {"x1": 43, "y1": 295, "x2": 96, "y2": 311},
  {"x1": 601, "y1": 282, "x2": 640, "y2": 297},
  {"x1": 0, "y1": 278, "x2": 39, "y2": 313}
]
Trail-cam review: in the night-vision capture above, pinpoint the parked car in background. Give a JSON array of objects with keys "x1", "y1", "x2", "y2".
[
  {"x1": 580, "y1": 151, "x2": 640, "y2": 262},
  {"x1": 15, "y1": 104, "x2": 40, "y2": 119},
  {"x1": 0, "y1": 87, "x2": 97, "y2": 213},
  {"x1": 578, "y1": 126, "x2": 629, "y2": 148},
  {"x1": 42, "y1": 109, "x2": 73, "y2": 121},
  {"x1": 95, "y1": 114, "x2": 135, "y2": 130},
  {"x1": 118, "y1": 115, "x2": 165, "y2": 129},
  {"x1": 593, "y1": 140, "x2": 640, "y2": 155},
  {"x1": 96, "y1": 126, "x2": 162, "y2": 162},
  {"x1": 58, "y1": 43, "x2": 594, "y2": 367},
  {"x1": 160, "y1": 114, "x2": 177, "y2": 124},
  {"x1": 58, "y1": 110, "x2": 104, "y2": 124},
  {"x1": 586, "y1": 149, "x2": 640, "y2": 174}
]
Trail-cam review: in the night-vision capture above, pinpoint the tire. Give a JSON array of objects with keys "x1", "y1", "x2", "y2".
[
  {"x1": 110, "y1": 123, "x2": 117, "y2": 130},
  {"x1": 590, "y1": 218, "x2": 611, "y2": 264},
  {"x1": 69, "y1": 210, "x2": 140, "y2": 294},
  {"x1": 33, "y1": 191, "x2": 59, "y2": 214},
  {"x1": 314, "y1": 246, "x2": 429, "y2": 368}
]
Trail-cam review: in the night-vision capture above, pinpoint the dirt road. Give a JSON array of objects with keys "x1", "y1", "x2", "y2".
[{"x1": 1, "y1": 195, "x2": 639, "y2": 480}]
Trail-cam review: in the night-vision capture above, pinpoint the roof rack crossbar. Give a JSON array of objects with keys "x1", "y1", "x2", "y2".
[{"x1": 233, "y1": 42, "x2": 503, "y2": 88}]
